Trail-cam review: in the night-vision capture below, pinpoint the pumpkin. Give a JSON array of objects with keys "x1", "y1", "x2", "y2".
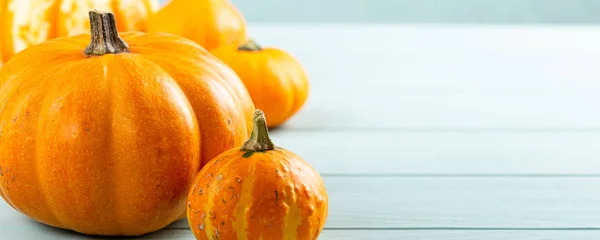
[
  {"x1": 187, "y1": 110, "x2": 328, "y2": 240},
  {"x1": 0, "y1": 0, "x2": 158, "y2": 65},
  {"x1": 147, "y1": 0, "x2": 247, "y2": 50},
  {"x1": 0, "y1": 10, "x2": 254, "y2": 236},
  {"x1": 210, "y1": 40, "x2": 310, "y2": 128}
]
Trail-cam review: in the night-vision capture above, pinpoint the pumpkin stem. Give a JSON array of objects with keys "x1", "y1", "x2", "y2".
[
  {"x1": 84, "y1": 10, "x2": 129, "y2": 56},
  {"x1": 238, "y1": 39, "x2": 263, "y2": 52},
  {"x1": 241, "y1": 110, "x2": 275, "y2": 152}
]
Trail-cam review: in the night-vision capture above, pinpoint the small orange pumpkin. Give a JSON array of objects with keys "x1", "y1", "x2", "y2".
[
  {"x1": 0, "y1": 0, "x2": 158, "y2": 65},
  {"x1": 187, "y1": 109, "x2": 328, "y2": 240},
  {"x1": 0, "y1": 10, "x2": 254, "y2": 236},
  {"x1": 147, "y1": 0, "x2": 247, "y2": 50},
  {"x1": 210, "y1": 40, "x2": 310, "y2": 128}
]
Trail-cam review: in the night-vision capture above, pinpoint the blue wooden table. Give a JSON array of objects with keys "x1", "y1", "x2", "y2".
[{"x1": 2, "y1": 24, "x2": 600, "y2": 239}]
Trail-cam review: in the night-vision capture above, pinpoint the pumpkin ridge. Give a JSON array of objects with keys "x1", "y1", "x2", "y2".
[
  {"x1": 275, "y1": 149, "x2": 324, "y2": 239},
  {"x1": 282, "y1": 53, "x2": 309, "y2": 119},
  {"x1": 232, "y1": 155, "x2": 256, "y2": 238},
  {"x1": 134, "y1": 54, "x2": 203, "y2": 170},
  {"x1": 282, "y1": 56, "x2": 300, "y2": 119},
  {"x1": 136, "y1": 52, "x2": 252, "y2": 166},
  {"x1": 265, "y1": 51, "x2": 297, "y2": 125},
  {"x1": 102, "y1": 55, "x2": 124, "y2": 234},
  {"x1": 202, "y1": 167, "x2": 217, "y2": 238},
  {"x1": 125, "y1": 54, "x2": 202, "y2": 224},
  {"x1": 0, "y1": 56, "x2": 78, "y2": 221},
  {"x1": 0, "y1": 69, "x2": 31, "y2": 212},
  {"x1": 31, "y1": 60, "x2": 92, "y2": 229},
  {"x1": 106, "y1": 55, "x2": 201, "y2": 234},
  {"x1": 282, "y1": 193, "x2": 302, "y2": 239},
  {"x1": 276, "y1": 151, "x2": 304, "y2": 239},
  {"x1": 133, "y1": 55, "x2": 201, "y2": 129},
  {"x1": 199, "y1": 55, "x2": 254, "y2": 138},
  {"x1": 31, "y1": 108, "x2": 63, "y2": 228},
  {"x1": 141, "y1": 54, "x2": 224, "y2": 166},
  {"x1": 107, "y1": 56, "x2": 147, "y2": 234},
  {"x1": 34, "y1": 59, "x2": 107, "y2": 231}
]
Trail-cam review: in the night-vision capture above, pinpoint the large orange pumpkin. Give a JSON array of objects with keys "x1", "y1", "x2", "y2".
[
  {"x1": 210, "y1": 40, "x2": 310, "y2": 128},
  {"x1": 147, "y1": 0, "x2": 247, "y2": 50},
  {"x1": 187, "y1": 110, "x2": 328, "y2": 240},
  {"x1": 0, "y1": 10, "x2": 254, "y2": 236},
  {"x1": 0, "y1": 0, "x2": 158, "y2": 65}
]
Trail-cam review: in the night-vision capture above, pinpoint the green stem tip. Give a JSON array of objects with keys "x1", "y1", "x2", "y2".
[
  {"x1": 241, "y1": 110, "x2": 275, "y2": 152},
  {"x1": 237, "y1": 39, "x2": 263, "y2": 52}
]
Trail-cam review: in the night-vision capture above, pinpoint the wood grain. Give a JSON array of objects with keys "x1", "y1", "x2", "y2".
[
  {"x1": 2, "y1": 25, "x2": 600, "y2": 239},
  {"x1": 164, "y1": 176, "x2": 600, "y2": 229},
  {"x1": 269, "y1": 130, "x2": 600, "y2": 174},
  {"x1": 320, "y1": 230, "x2": 600, "y2": 240},
  {"x1": 140, "y1": 229, "x2": 600, "y2": 240},
  {"x1": 251, "y1": 25, "x2": 600, "y2": 132},
  {"x1": 4, "y1": 206, "x2": 600, "y2": 239},
  {"x1": 278, "y1": 90, "x2": 600, "y2": 130},
  {"x1": 5, "y1": 227, "x2": 600, "y2": 240},
  {"x1": 249, "y1": 25, "x2": 600, "y2": 91},
  {"x1": 4, "y1": 175, "x2": 599, "y2": 233}
]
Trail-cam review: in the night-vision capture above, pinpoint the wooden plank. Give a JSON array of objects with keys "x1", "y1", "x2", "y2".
[
  {"x1": 286, "y1": 53, "x2": 600, "y2": 92},
  {"x1": 280, "y1": 90, "x2": 600, "y2": 130},
  {"x1": 3, "y1": 177, "x2": 600, "y2": 237},
  {"x1": 162, "y1": 176, "x2": 600, "y2": 229},
  {"x1": 323, "y1": 177, "x2": 600, "y2": 228},
  {"x1": 136, "y1": 229, "x2": 600, "y2": 240},
  {"x1": 269, "y1": 131, "x2": 600, "y2": 174},
  {"x1": 5, "y1": 176, "x2": 600, "y2": 231},
  {"x1": 4, "y1": 227, "x2": 600, "y2": 240},
  {"x1": 319, "y1": 230, "x2": 600, "y2": 240},
  {"x1": 249, "y1": 25, "x2": 600, "y2": 91}
]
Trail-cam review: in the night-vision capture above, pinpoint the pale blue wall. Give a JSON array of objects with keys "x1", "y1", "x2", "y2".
[{"x1": 158, "y1": 0, "x2": 600, "y2": 24}]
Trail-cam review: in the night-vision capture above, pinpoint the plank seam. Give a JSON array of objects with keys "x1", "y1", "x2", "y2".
[{"x1": 320, "y1": 174, "x2": 600, "y2": 178}]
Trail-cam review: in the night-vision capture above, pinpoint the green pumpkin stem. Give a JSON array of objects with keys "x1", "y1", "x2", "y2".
[
  {"x1": 84, "y1": 10, "x2": 129, "y2": 56},
  {"x1": 238, "y1": 39, "x2": 263, "y2": 52},
  {"x1": 241, "y1": 110, "x2": 275, "y2": 152}
]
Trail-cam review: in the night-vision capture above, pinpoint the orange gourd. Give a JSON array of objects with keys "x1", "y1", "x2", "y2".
[
  {"x1": 0, "y1": 10, "x2": 254, "y2": 236},
  {"x1": 0, "y1": 0, "x2": 158, "y2": 65},
  {"x1": 210, "y1": 40, "x2": 310, "y2": 128},
  {"x1": 187, "y1": 110, "x2": 328, "y2": 240},
  {"x1": 147, "y1": 0, "x2": 247, "y2": 50}
]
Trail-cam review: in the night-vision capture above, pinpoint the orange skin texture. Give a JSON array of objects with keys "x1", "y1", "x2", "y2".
[
  {"x1": 187, "y1": 147, "x2": 328, "y2": 240},
  {"x1": 210, "y1": 44, "x2": 310, "y2": 128},
  {"x1": 147, "y1": 0, "x2": 247, "y2": 50},
  {"x1": 0, "y1": 31, "x2": 254, "y2": 235},
  {"x1": 0, "y1": 0, "x2": 159, "y2": 64}
]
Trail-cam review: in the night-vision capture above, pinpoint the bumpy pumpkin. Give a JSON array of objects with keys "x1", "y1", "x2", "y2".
[
  {"x1": 0, "y1": 10, "x2": 254, "y2": 236},
  {"x1": 187, "y1": 110, "x2": 328, "y2": 240},
  {"x1": 0, "y1": 0, "x2": 158, "y2": 65},
  {"x1": 147, "y1": 0, "x2": 247, "y2": 50},
  {"x1": 210, "y1": 40, "x2": 310, "y2": 128}
]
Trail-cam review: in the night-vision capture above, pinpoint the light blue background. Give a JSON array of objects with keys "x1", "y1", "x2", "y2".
[{"x1": 159, "y1": 0, "x2": 600, "y2": 24}]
